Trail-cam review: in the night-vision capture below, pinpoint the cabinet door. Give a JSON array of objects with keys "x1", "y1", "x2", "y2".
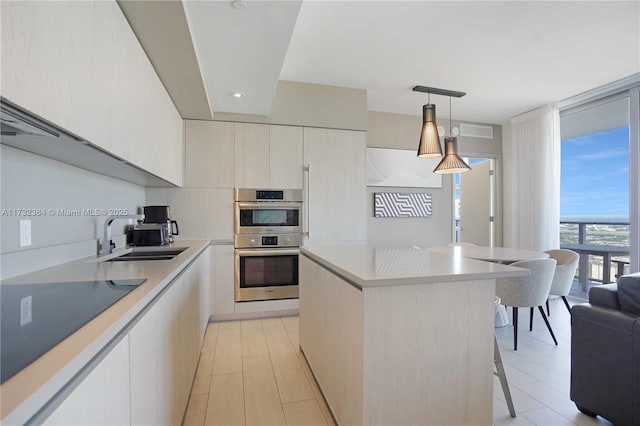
[
  {"x1": 234, "y1": 123, "x2": 270, "y2": 188},
  {"x1": 186, "y1": 121, "x2": 235, "y2": 188},
  {"x1": 1, "y1": 1, "x2": 92, "y2": 146},
  {"x1": 90, "y1": 1, "x2": 117, "y2": 152},
  {"x1": 303, "y1": 128, "x2": 367, "y2": 241},
  {"x1": 269, "y1": 125, "x2": 303, "y2": 189},
  {"x1": 199, "y1": 246, "x2": 213, "y2": 334},
  {"x1": 130, "y1": 272, "x2": 194, "y2": 426},
  {"x1": 43, "y1": 337, "x2": 131, "y2": 425},
  {"x1": 164, "y1": 107, "x2": 185, "y2": 186},
  {"x1": 213, "y1": 245, "x2": 235, "y2": 315},
  {"x1": 168, "y1": 266, "x2": 197, "y2": 425},
  {"x1": 2, "y1": 1, "x2": 183, "y2": 186},
  {"x1": 129, "y1": 301, "x2": 165, "y2": 425},
  {"x1": 108, "y1": 2, "x2": 144, "y2": 166},
  {"x1": 146, "y1": 70, "x2": 184, "y2": 186}
]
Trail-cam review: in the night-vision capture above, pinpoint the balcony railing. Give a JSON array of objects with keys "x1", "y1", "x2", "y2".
[{"x1": 560, "y1": 218, "x2": 630, "y2": 290}]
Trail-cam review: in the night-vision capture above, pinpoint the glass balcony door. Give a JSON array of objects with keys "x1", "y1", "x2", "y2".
[{"x1": 560, "y1": 91, "x2": 635, "y2": 297}]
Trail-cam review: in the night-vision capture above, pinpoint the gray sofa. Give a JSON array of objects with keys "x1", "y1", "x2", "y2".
[{"x1": 570, "y1": 273, "x2": 640, "y2": 425}]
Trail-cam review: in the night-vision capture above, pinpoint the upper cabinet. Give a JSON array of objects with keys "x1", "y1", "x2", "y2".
[
  {"x1": 303, "y1": 128, "x2": 367, "y2": 242},
  {"x1": 1, "y1": 1, "x2": 184, "y2": 186},
  {"x1": 234, "y1": 123, "x2": 271, "y2": 188},
  {"x1": 185, "y1": 121, "x2": 303, "y2": 190},
  {"x1": 235, "y1": 123, "x2": 303, "y2": 189},
  {"x1": 269, "y1": 125, "x2": 304, "y2": 189},
  {"x1": 185, "y1": 120, "x2": 235, "y2": 188}
]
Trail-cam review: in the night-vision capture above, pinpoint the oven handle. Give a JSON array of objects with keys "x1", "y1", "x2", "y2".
[
  {"x1": 236, "y1": 202, "x2": 301, "y2": 210},
  {"x1": 235, "y1": 248, "x2": 299, "y2": 257}
]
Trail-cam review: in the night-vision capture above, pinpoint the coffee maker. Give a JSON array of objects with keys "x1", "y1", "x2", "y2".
[{"x1": 131, "y1": 205, "x2": 179, "y2": 246}]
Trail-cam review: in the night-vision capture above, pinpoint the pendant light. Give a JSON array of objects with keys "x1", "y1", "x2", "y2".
[
  {"x1": 417, "y1": 93, "x2": 442, "y2": 158},
  {"x1": 433, "y1": 95, "x2": 471, "y2": 174}
]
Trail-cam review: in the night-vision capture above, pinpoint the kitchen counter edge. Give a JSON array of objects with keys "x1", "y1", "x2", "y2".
[{"x1": 300, "y1": 243, "x2": 529, "y2": 289}]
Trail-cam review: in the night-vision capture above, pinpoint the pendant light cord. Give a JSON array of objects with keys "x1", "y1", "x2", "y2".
[{"x1": 449, "y1": 96, "x2": 452, "y2": 136}]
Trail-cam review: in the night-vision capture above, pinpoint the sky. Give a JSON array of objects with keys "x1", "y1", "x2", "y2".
[{"x1": 561, "y1": 126, "x2": 629, "y2": 217}]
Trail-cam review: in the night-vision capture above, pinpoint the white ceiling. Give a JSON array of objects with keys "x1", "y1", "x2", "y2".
[
  {"x1": 182, "y1": 0, "x2": 302, "y2": 115},
  {"x1": 135, "y1": 1, "x2": 640, "y2": 124}
]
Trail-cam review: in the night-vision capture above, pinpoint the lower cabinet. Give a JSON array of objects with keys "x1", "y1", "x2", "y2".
[
  {"x1": 45, "y1": 248, "x2": 210, "y2": 425},
  {"x1": 43, "y1": 337, "x2": 131, "y2": 425},
  {"x1": 129, "y1": 251, "x2": 209, "y2": 425},
  {"x1": 212, "y1": 245, "x2": 235, "y2": 315}
]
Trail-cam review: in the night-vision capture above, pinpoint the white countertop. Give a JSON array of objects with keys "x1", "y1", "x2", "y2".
[
  {"x1": 1, "y1": 239, "x2": 211, "y2": 424},
  {"x1": 429, "y1": 245, "x2": 549, "y2": 263},
  {"x1": 301, "y1": 242, "x2": 529, "y2": 288}
]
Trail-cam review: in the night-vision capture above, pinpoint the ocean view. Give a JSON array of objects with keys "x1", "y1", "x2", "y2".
[
  {"x1": 560, "y1": 216, "x2": 630, "y2": 290},
  {"x1": 560, "y1": 216, "x2": 630, "y2": 247},
  {"x1": 560, "y1": 126, "x2": 631, "y2": 284}
]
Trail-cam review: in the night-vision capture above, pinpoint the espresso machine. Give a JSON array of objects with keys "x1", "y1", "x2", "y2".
[{"x1": 131, "y1": 205, "x2": 180, "y2": 246}]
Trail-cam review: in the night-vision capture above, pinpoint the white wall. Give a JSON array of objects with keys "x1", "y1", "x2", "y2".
[
  {"x1": 367, "y1": 185, "x2": 453, "y2": 246},
  {"x1": 0, "y1": 146, "x2": 145, "y2": 279},
  {"x1": 145, "y1": 187, "x2": 232, "y2": 241}
]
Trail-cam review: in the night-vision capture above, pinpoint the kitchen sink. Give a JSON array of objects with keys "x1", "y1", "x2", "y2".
[{"x1": 105, "y1": 247, "x2": 188, "y2": 262}]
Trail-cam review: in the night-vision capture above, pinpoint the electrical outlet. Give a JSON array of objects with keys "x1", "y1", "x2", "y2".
[
  {"x1": 20, "y1": 296, "x2": 32, "y2": 326},
  {"x1": 19, "y1": 219, "x2": 32, "y2": 247}
]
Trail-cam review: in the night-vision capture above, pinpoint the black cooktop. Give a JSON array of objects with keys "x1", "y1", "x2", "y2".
[{"x1": 0, "y1": 278, "x2": 146, "y2": 383}]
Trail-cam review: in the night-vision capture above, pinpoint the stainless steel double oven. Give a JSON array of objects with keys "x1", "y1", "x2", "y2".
[{"x1": 234, "y1": 189, "x2": 303, "y2": 302}]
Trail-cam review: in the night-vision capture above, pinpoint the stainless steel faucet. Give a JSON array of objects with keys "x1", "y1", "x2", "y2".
[{"x1": 99, "y1": 214, "x2": 144, "y2": 255}]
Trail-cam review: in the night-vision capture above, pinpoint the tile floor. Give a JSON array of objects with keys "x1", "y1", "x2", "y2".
[{"x1": 183, "y1": 298, "x2": 614, "y2": 426}]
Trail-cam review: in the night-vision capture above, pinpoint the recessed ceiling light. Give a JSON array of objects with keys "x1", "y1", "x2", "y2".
[
  {"x1": 231, "y1": 0, "x2": 247, "y2": 10},
  {"x1": 229, "y1": 92, "x2": 245, "y2": 99}
]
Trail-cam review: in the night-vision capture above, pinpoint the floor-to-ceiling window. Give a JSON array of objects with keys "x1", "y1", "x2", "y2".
[{"x1": 559, "y1": 84, "x2": 639, "y2": 297}]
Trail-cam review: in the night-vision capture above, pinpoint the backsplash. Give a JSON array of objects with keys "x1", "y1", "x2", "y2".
[
  {"x1": 145, "y1": 187, "x2": 233, "y2": 240},
  {"x1": 1, "y1": 146, "x2": 145, "y2": 279}
]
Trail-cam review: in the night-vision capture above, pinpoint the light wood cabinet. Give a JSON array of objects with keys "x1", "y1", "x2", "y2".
[
  {"x1": 234, "y1": 123, "x2": 270, "y2": 188},
  {"x1": 43, "y1": 337, "x2": 131, "y2": 426},
  {"x1": 269, "y1": 125, "x2": 304, "y2": 189},
  {"x1": 184, "y1": 121, "x2": 303, "y2": 190},
  {"x1": 212, "y1": 245, "x2": 235, "y2": 315},
  {"x1": 303, "y1": 128, "x2": 367, "y2": 241},
  {"x1": 128, "y1": 300, "x2": 166, "y2": 425},
  {"x1": 300, "y1": 253, "x2": 495, "y2": 425},
  {"x1": 1, "y1": 2, "x2": 79, "y2": 140},
  {"x1": 185, "y1": 121, "x2": 235, "y2": 188},
  {"x1": 1, "y1": 0, "x2": 184, "y2": 186},
  {"x1": 198, "y1": 246, "x2": 213, "y2": 331},
  {"x1": 98, "y1": 0, "x2": 184, "y2": 186},
  {"x1": 129, "y1": 252, "x2": 209, "y2": 425},
  {"x1": 234, "y1": 123, "x2": 303, "y2": 189},
  {"x1": 299, "y1": 256, "x2": 363, "y2": 425}
]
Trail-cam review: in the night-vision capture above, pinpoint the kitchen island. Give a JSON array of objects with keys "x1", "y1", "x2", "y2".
[{"x1": 299, "y1": 242, "x2": 528, "y2": 426}]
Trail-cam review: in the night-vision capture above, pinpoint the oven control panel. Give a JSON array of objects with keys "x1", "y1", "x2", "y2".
[
  {"x1": 234, "y1": 233, "x2": 303, "y2": 248},
  {"x1": 235, "y1": 188, "x2": 303, "y2": 203},
  {"x1": 255, "y1": 190, "x2": 283, "y2": 200},
  {"x1": 261, "y1": 236, "x2": 278, "y2": 246}
]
